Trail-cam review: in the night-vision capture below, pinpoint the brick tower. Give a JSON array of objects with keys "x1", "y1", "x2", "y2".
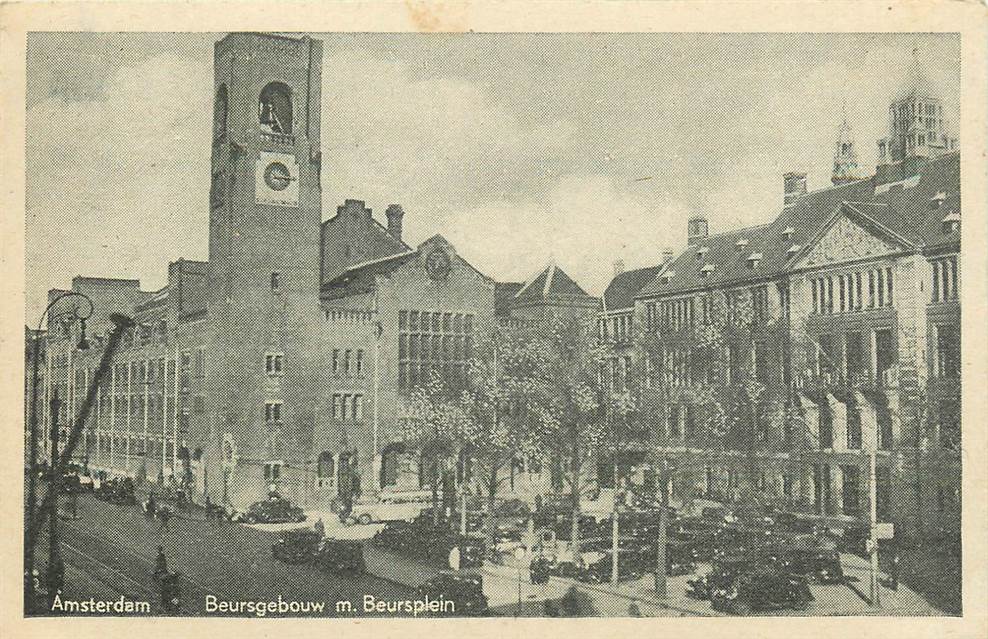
[{"x1": 204, "y1": 33, "x2": 323, "y2": 507}]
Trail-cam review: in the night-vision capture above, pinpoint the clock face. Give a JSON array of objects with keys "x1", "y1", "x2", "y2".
[
  {"x1": 425, "y1": 249, "x2": 452, "y2": 280},
  {"x1": 263, "y1": 161, "x2": 293, "y2": 191}
]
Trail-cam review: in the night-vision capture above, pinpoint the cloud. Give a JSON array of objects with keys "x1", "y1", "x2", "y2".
[
  {"x1": 26, "y1": 52, "x2": 212, "y2": 310},
  {"x1": 320, "y1": 47, "x2": 577, "y2": 231},
  {"x1": 444, "y1": 173, "x2": 690, "y2": 295}
]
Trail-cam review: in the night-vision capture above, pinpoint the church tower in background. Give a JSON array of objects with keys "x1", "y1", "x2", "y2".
[
  {"x1": 878, "y1": 46, "x2": 958, "y2": 165},
  {"x1": 831, "y1": 104, "x2": 860, "y2": 185}
]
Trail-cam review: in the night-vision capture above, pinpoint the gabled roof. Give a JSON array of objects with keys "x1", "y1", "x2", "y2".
[
  {"x1": 638, "y1": 151, "x2": 960, "y2": 299},
  {"x1": 320, "y1": 250, "x2": 418, "y2": 300},
  {"x1": 514, "y1": 263, "x2": 592, "y2": 301},
  {"x1": 603, "y1": 265, "x2": 666, "y2": 312}
]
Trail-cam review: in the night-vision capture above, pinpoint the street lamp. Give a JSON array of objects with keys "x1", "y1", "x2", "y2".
[{"x1": 25, "y1": 291, "x2": 92, "y2": 607}]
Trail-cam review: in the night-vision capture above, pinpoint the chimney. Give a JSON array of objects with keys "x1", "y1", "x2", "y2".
[
  {"x1": 385, "y1": 204, "x2": 404, "y2": 241},
  {"x1": 612, "y1": 259, "x2": 625, "y2": 277},
  {"x1": 687, "y1": 215, "x2": 709, "y2": 247},
  {"x1": 661, "y1": 248, "x2": 675, "y2": 265},
  {"x1": 783, "y1": 172, "x2": 807, "y2": 207}
]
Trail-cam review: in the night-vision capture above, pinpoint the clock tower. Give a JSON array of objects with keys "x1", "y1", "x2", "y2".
[{"x1": 204, "y1": 33, "x2": 323, "y2": 507}]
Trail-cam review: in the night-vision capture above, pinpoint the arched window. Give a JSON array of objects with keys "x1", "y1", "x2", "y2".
[
  {"x1": 213, "y1": 84, "x2": 228, "y2": 140},
  {"x1": 317, "y1": 451, "x2": 335, "y2": 479},
  {"x1": 258, "y1": 82, "x2": 292, "y2": 135}
]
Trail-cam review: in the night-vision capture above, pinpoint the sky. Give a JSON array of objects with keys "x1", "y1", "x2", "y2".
[{"x1": 25, "y1": 32, "x2": 959, "y2": 320}]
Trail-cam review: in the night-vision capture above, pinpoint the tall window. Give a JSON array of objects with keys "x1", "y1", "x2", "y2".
[
  {"x1": 932, "y1": 256, "x2": 959, "y2": 302},
  {"x1": 398, "y1": 310, "x2": 474, "y2": 391},
  {"x1": 751, "y1": 286, "x2": 769, "y2": 324},
  {"x1": 265, "y1": 352, "x2": 284, "y2": 375},
  {"x1": 753, "y1": 340, "x2": 769, "y2": 383},
  {"x1": 264, "y1": 401, "x2": 282, "y2": 424},
  {"x1": 936, "y1": 324, "x2": 961, "y2": 378},
  {"x1": 270, "y1": 272, "x2": 281, "y2": 293}
]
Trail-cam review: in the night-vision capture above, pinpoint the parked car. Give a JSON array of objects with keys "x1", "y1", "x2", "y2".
[
  {"x1": 313, "y1": 539, "x2": 366, "y2": 577},
  {"x1": 349, "y1": 495, "x2": 430, "y2": 525},
  {"x1": 777, "y1": 536, "x2": 844, "y2": 584},
  {"x1": 710, "y1": 565, "x2": 813, "y2": 614},
  {"x1": 271, "y1": 529, "x2": 322, "y2": 564},
  {"x1": 576, "y1": 550, "x2": 645, "y2": 584},
  {"x1": 237, "y1": 497, "x2": 305, "y2": 524},
  {"x1": 417, "y1": 571, "x2": 489, "y2": 616},
  {"x1": 686, "y1": 553, "x2": 763, "y2": 600}
]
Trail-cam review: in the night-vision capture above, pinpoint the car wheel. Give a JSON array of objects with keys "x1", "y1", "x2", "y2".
[{"x1": 358, "y1": 513, "x2": 373, "y2": 525}]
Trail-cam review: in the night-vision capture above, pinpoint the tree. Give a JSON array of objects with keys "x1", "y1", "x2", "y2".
[{"x1": 500, "y1": 316, "x2": 609, "y2": 561}]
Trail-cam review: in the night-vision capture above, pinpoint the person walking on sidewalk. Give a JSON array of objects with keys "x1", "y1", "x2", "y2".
[{"x1": 314, "y1": 517, "x2": 325, "y2": 538}]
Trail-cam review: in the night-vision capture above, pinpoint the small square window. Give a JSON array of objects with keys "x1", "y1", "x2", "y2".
[{"x1": 270, "y1": 272, "x2": 281, "y2": 292}]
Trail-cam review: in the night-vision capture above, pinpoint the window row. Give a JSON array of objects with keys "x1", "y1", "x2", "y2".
[
  {"x1": 600, "y1": 356, "x2": 633, "y2": 393},
  {"x1": 332, "y1": 393, "x2": 364, "y2": 421},
  {"x1": 811, "y1": 267, "x2": 893, "y2": 315},
  {"x1": 331, "y1": 349, "x2": 363, "y2": 376},
  {"x1": 598, "y1": 314, "x2": 631, "y2": 342},
  {"x1": 931, "y1": 256, "x2": 959, "y2": 302},
  {"x1": 398, "y1": 310, "x2": 474, "y2": 334},
  {"x1": 399, "y1": 334, "x2": 473, "y2": 363},
  {"x1": 398, "y1": 362, "x2": 469, "y2": 390}
]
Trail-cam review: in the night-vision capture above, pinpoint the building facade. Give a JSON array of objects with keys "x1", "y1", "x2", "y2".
[
  {"x1": 618, "y1": 59, "x2": 960, "y2": 542},
  {"x1": 29, "y1": 32, "x2": 600, "y2": 510}
]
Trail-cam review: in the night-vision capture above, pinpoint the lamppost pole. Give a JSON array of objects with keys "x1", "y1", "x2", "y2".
[
  {"x1": 47, "y1": 389, "x2": 63, "y2": 605},
  {"x1": 25, "y1": 291, "x2": 94, "y2": 608}
]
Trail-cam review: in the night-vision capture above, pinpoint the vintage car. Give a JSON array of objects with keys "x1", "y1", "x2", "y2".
[
  {"x1": 776, "y1": 536, "x2": 844, "y2": 584},
  {"x1": 618, "y1": 538, "x2": 697, "y2": 576},
  {"x1": 95, "y1": 477, "x2": 137, "y2": 505},
  {"x1": 417, "y1": 571, "x2": 489, "y2": 616},
  {"x1": 348, "y1": 494, "x2": 431, "y2": 525},
  {"x1": 575, "y1": 550, "x2": 646, "y2": 584},
  {"x1": 686, "y1": 553, "x2": 764, "y2": 600},
  {"x1": 456, "y1": 534, "x2": 487, "y2": 569},
  {"x1": 371, "y1": 520, "x2": 416, "y2": 553},
  {"x1": 710, "y1": 565, "x2": 814, "y2": 614},
  {"x1": 313, "y1": 539, "x2": 366, "y2": 577},
  {"x1": 271, "y1": 529, "x2": 323, "y2": 564},
  {"x1": 237, "y1": 497, "x2": 306, "y2": 524}
]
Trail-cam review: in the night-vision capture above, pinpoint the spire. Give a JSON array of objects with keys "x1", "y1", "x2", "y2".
[
  {"x1": 897, "y1": 44, "x2": 936, "y2": 101},
  {"x1": 832, "y1": 97, "x2": 859, "y2": 185}
]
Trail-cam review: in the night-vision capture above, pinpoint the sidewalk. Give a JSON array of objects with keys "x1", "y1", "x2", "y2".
[{"x1": 359, "y1": 541, "x2": 943, "y2": 617}]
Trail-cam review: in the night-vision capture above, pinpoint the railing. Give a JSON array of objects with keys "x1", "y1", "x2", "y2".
[
  {"x1": 261, "y1": 131, "x2": 295, "y2": 145},
  {"x1": 323, "y1": 309, "x2": 374, "y2": 324}
]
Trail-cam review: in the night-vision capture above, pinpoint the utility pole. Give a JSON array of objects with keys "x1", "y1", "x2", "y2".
[{"x1": 654, "y1": 463, "x2": 669, "y2": 599}]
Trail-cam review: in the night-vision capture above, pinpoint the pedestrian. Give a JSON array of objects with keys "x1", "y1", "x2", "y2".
[
  {"x1": 628, "y1": 599, "x2": 643, "y2": 617},
  {"x1": 147, "y1": 493, "x2": 157, "y2": 520},
  {"x1": 889, "y1": 546, "x2": 900, "y2": 591},
  {"x1": 154, "y1": 545, "x2": 168, "y2": 578},
  {"x1": 314, "y1": 517, "x2": 325, "y2": 538},
  {"x1": 158, "y1": 505, "x2": 171, "y2": 531},
  {"x1": 448, "y1": 544, "x2": 461, "y2": 571}
]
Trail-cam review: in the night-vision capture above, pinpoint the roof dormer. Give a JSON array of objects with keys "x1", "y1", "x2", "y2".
[
  {"x1": 942, "y1": 211, "x2": 960, "y2": 234},
  {"x1": 696, "y1": 246, "x2": 709, "y2": 260},
  {"x1": 787, "y1": 244, "x2": 801, "y2": 256},
  {"x1": 700, "y1": 264, "x2": 715, "y2": 277},
  {"x1": 660, "y1": 270, "x2": 676, "y2": 284},
  {"x1": 747, "y1": 252, "x2": 763, "y2": 269},
  {"x1": 735, "y1": 238, "x2": 749, "y2": 252},
  {"x1": 782, "y1": 226, "x2": 795, "y2": 240},
  {"x1": 930, "y1": 191, "x2": 947, "y2": 209}
]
